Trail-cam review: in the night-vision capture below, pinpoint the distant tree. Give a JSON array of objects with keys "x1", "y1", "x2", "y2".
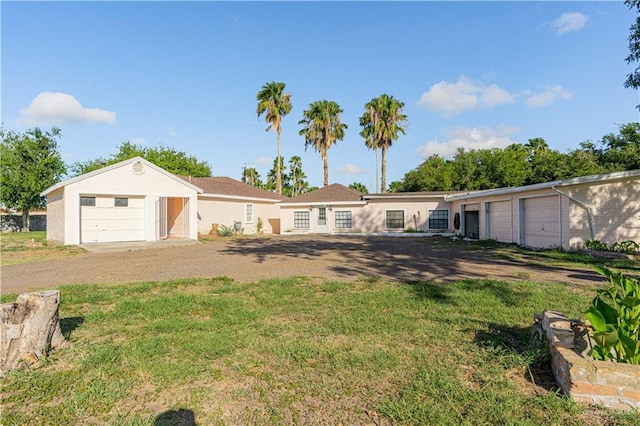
[
  {"x1": 299, "y1": 100, "x2": 348, "y2": 187},
  {"x1": 287, "y1": 155, "x2": 309, "y2": 197},
  {"x1": 0, "y1": 127, "x2": 67, "y2": 231},
  {"x1": 256, "y1": 81, "x2": 292, "y2": 195},
  {"x1": 265, "y1": 156, "x2": 289, "y2": 193},
  {"x1": 387, "y1": 180, "x2": 403, "y2": 193},
  {"x1": 242, "y1": 166, "x2": 263, "y2": 187},
  {"x1": 524, "y1": 138, "x2": 570, "y2": 184},
  {"x1": 72, "y1": 142, "x2": 212, "y2": 177},
  {"x1": 397, "y1": 155, "x2": 455, "y2": 192},
  {"x1": 348, "y1": 182, "x2": 369, "y2": 194},
  {"x1": 359, "y1": 94, "x2": 408, "y2": 192},
  {"x1": 625, "y1": 1, "x2": 640, "y2": 102},
  {"x1": 598, "y1": 122, "x2": 640, "y2": 170}
]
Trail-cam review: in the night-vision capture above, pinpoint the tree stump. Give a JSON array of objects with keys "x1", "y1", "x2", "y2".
[{"x1": 1, "y1": 290, "x2": 66, "y2": 376}]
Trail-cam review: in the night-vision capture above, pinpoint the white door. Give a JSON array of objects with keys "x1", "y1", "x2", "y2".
[
  {"x1": 521, "y1": 196, "x2": 560, "y2": 248},
  {"x1": 316, "y1": 207, "x2": 328, "y2": 234},
  {"x1": 80, "y1": 196, "x2": 145, "y2": 243},
  {"x1": 487, "y1": 200, "x2": 511, "y2": 242}
]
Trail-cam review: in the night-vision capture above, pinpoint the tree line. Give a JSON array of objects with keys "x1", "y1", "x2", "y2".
[{"x1": 389, "y1": 123, "x2": 640, "y2": 192}]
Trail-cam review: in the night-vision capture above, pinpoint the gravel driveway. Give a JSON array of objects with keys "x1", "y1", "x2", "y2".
[{"x1": 1, "y1": 235, "x2": 606, "y2": 294}]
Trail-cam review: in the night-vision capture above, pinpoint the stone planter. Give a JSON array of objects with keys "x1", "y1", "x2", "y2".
[{"x1": 535, "y1": 311, "x2": 639, "y2": 411}]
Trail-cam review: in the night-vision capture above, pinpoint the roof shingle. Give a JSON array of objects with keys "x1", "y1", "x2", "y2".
[
  {"x1": 178, "y1": 176, "x2": 288, "y2": 201},
  {"x1": 285, "y1": 184, "x2": 363, "y2": 204}
]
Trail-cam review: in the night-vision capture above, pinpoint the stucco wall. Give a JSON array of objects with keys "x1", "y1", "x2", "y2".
[
  {"x1": 45, "y1": 188, "x2": 65, "y2": 242},
  {"x1": 355, "y1": 199, "x2": 450, "y2": 233},
  {"x1": 197, "y1": 197, "x2": 280, "y2": 235},
  {"x1": 563, "y1": 177, "x2": 640, "y2": 248}
]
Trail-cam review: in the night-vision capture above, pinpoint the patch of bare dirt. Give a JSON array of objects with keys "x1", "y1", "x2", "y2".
[{"x1": 1, "y1": 235, "x2": 607, "y2": 295}]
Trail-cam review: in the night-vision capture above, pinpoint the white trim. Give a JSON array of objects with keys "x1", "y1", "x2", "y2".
[
  {"x1": 245, "y1": 203, "x2": 254, "y2": 224},
  {"x1": 279, "y1": 201, "x2": 367, "y2": 207},
  {"x1": 41, "y1": 157, "x2": 204, "y2": 196}
]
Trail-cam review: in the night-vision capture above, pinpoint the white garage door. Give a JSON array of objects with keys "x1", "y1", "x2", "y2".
[
  {"x1": 487, "y1": 200, "x2": 511, "y2": 242},
  {"x1": 522, "y1": 196, "x2": 560, "y2": 248},
  {"x1": 81, "y1": 196, "x2": 145, "y2": 243}
]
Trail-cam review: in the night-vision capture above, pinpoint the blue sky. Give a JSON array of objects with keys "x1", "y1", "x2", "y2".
[{"x1": 2, "y1": 1, "x2": 638, "y2": 191}]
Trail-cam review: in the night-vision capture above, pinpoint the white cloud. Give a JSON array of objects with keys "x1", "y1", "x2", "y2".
[
  {"x1": 418, "y1": 77, "x2": 514, "y2": 116},
  {"x1": 167, "y1": 126, "x2": 176, "y2": 137},
  {"x1": 525, "y1": 85, "x2": 573, "y2": 108},
  {"x1": 337, "y1": 163, "x2": 366, "y2": 175},
  {"x1": 19, "y1": 92, "x2": 116, "y2": 125},
  {"x1": 416, "y1": 125, "x2": 519, "y2": 159},
  {"x1": 552, "y1": 12, "x2": 588, "y2": 36},
  {"x1": 256, "y1": 156, "x2": 272, "y2": 166}
]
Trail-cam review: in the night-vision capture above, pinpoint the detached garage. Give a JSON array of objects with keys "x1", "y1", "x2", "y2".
[
  {"x1": 446, "y1": 170, "x2": 640, "y2": 250},
  {"x1": 41, "y1": 157, "x2": 202, "y2": 245}
]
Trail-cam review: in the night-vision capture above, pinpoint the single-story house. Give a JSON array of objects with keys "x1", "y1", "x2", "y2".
[{"x1": 41, "y1": 157, "x2": 639, "y2": 250}]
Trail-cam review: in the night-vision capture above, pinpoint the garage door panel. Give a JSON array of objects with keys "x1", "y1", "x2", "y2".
[
  {"x1": 81, "y1": 196, "x2": 145, "y2": 243},
  {"x1": 523, "y1": 196, "x2": 560, "y2": 248},
  {"x1": 488, "y1": 201, "x2": 511, "y2": 242}
]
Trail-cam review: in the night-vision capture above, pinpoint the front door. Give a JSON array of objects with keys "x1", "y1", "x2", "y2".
[{"x1": 316, "y1": 207, "x2": 328, "y2": 234}]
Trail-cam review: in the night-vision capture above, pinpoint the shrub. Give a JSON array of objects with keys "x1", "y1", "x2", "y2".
[
  {"x1": 585, "y1": 239, "x2": 640, "y2": 255},
  {"x1": 585, "y1": 266, "x2": 640, "y2": 364},
  {"x1": 217, "y1": 224, "x2": 235, "y2": 237}
]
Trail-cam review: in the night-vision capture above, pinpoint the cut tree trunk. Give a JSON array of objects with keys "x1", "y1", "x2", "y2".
[
  {"x1": 1, "y1": 290, "x2": 66, "y2": 376},
  {"x1": 22, "y1": 208, "x2": 30, "y2": 232}
]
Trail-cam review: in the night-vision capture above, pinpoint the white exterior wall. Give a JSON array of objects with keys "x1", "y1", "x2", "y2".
[
  {"x1": 197, "y1": 197, "x2": 281, "y2": 235},
  {"x1": 562, "y1": 177, "x2": 640, "y2": 248},
  {"x1": 356, "y1": 199, "x2": 450, "y2": 233},
  {"x1": 280, "y1": 204, "x2": 365, "y2": 234},
  {"x1": 59, "y1": 162, "x2": 198, "y2": 245},
  {"x1": 45, "y1": 188, "x2": 65, "y2": 244}
]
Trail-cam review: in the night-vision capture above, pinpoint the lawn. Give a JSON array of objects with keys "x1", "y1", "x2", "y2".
[
  {"x1": 1, "y1": 276, "x2": 638, "y2": 425},
  {"x1": 1, "y1": 231, "x2": 84, "y2": 265}
]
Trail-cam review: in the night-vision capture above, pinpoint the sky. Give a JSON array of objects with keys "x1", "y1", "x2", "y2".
[{"x1": 2, "y1": 1, "x2": 638, "y2": 192}]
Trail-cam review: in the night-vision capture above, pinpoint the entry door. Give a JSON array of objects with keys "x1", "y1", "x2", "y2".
[
  {"x1": 156, "y1": 197, "x2": 168, "y2": 240},
  {"x1": 316, "y1": 207, "x2": 328, "y2": 233}
]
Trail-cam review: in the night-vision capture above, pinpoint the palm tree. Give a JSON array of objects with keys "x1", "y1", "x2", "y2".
[
  {"x1": 359, "y1": 94, "x2": 408, "y2": 192},
  {"x1": 298, "y1": 100, "x2": 347, "y2": 187},
  {"x1": 256, "y1": 82, "x2": 292, "y2": 195}
]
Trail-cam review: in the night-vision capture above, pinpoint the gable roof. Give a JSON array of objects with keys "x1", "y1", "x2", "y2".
[
  {"x1": 363, "y1": 191, "x2": 455, "y2": 200},
  {"x1": 41, "y1": 157, "x2": 203, "y2": 196},
  {"x1": 179, "y1": 176, "x2": 288, "y2": 202},
  {"x1": 444, "y1": 169, "x2": 640, "y2": 201},
  {"x1": 281, "y1": 184, "x2": 365, "y2": 205}
]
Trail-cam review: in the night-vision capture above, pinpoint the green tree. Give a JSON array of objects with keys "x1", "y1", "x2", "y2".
[
  {"x1": 525, "y1": 138, "x2": 569, "y2": 184},
  {"x1": 600, "y1": 122, "x2": 640, "y2": 170},
  {"x1": 625, "y1": 1, "x2": 640, "y2": 98},
  {"x1": 298, "y1": 100, "x2": 347, "y2": 187},
  {"x1": 348, "y1": 182, "x2": 369, "y2": 194},
  {"x1": 72, "y1": 141, "x2": 211, "y2": 177},
  {"x1": 256, "y1": 81, "x2": 292, "y2": 195},
  {"x1": 266, "y1": 156, "x2": 289, "y2": 193},
  {"x1": 0, "y1": 127, "x2": 67, "y2": 231},
  {"x1": 359, "y1": 94, "x2": 408, "y2": 192},
  {"x1": 288, "y1": 155, "x2": 309, "y2": 197},
  {"x1": 241, "y1": 166, "x2": 263, "y2": 188},
  {"x1": 397, "y1": 155, "x2": 455, "y2": 192}
]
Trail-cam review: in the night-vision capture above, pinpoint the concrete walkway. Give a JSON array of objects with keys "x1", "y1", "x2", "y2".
[{"x1": 79, "y1": 238, "x2": 201, "y2": 253}]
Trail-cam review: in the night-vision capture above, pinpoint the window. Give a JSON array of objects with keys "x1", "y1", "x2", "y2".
[
  {"x1": 114, "y1": 197, "x2": 128, "y2": 207},
  {"x1": 245, "y1": 203, "x2": 254, "y2": 223},
  {"x1": 335, "y1": 211, "x2": 352, "y2": 229},
  {"x1": 428, "y1": 210, "x2": 449, "y2": 229},
  {"x1": 386, "y1": 210, "x2": 404, "y2": 229},
  {"x1": 80, "y1": 196, "x2": 96, "y2": 207},
  {"x1": 294, "y1": 211, "x2": 310, "y2": 229}
]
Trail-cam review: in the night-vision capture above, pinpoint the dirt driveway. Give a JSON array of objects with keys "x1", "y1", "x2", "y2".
[{"x1": 1, "y1": 235, "x2": 606, "y2": 294}]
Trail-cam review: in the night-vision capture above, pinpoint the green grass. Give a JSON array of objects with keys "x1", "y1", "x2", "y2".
[
  {"x1": 1, "y1": 231, "x2": 84, "y2": 265},
  {"x1": 1, "y1": 276, "x2": 638, "y2": 425}
]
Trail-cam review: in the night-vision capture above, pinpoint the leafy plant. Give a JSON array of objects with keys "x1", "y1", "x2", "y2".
[
  {"x1": 585, "y1": 266, "x2": 640, "y2": 364},
  {"x1": 217, "y1": 224, "x2": 234, "y2": 237},
  {"x1": 585, "y1": 239, "x2": 640, "y2": 255},
  {"x1": 256, "y1": 217, "x2": 264, "y2": 234}
]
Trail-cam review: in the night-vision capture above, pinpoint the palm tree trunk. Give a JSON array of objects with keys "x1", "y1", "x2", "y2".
[
  {"x1": 381, "y1": 145, "x2": 387, "y2": 193},
  {"x1": 375, "y1": 149, "x2": 379, "y2": 193},
  {"x1": 323, "y1": 151, "x2": 329, "y2": 187},
  {"x1": 276, "y1": 129, "x2": 282, "y2": 194}
]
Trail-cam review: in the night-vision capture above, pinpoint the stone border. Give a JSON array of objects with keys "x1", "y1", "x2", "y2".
[{"x1": 535, "y1": 311, "x2": 639, "y2": 411}]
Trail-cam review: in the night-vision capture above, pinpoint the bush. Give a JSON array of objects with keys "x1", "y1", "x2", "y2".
[
  {"x1": 585, "y1": 239, "x2": 640, "y2": 255},
  {"x1": 217, "y1": 224, "x2": 235, "y2": 237},
  {"x1": 585, "y1": 266, "x2": 640, "y2": 364}
]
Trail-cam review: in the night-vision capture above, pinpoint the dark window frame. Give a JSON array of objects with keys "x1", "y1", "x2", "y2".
[
  {"x1": 386, "y1": 210, "x2": 404, "y2": 229},
  {"x1": 80, "y1": 196, "x2": 96, "y2": 207},
  {"x1": 114, "y1": 197, "x2": 129, "y2": 207},
  {"x1": 428, "y1": 209, "x2": 449, "y2": 229}
]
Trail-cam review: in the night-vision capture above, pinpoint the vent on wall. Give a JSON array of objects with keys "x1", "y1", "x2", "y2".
[{"x1": 132, "y1": 161, "x2": 145, "y2": 175}]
